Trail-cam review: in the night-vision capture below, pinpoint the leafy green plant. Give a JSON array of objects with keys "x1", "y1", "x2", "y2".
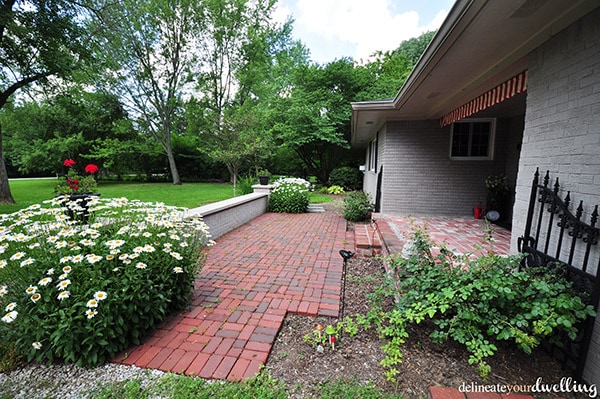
[
  {"x1": 54, "y1": 159, "x2": 99, "y2": 196},
  {"x1": 268, "y1": 177, "x2": 311, "y2": 214},
  {"x1": 303, "y1": 318, "x2": 364, "y2": 351},
  {"x1": 317, "y1": 378, "x2": 404, "y2": 399},
  {"x1": 326, "y1": 185, "x2": 345, "y2": 195},
  {"x1": 342, "y1": 191, "x2": 374, "y2": 222},
  {"x1": 237, "y1": 174, "x2": 256, "y2": 196},
  {"x1": 0, "y1": 197, "x2": 213, "y2": 368},
  {"x1": 328, "y1": 167, "x2": 362, "y2": 191},
  {"x1": 369, "y1": 229, "x2": 596, "y2": 380}
]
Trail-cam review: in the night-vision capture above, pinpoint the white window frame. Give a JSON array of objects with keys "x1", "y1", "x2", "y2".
[
  {"x1": 368, "y1": 137, "x2": 378, "y2": 171},
  {"x1": 449, "y1": 118, "x2": 496, "y2": 160}
]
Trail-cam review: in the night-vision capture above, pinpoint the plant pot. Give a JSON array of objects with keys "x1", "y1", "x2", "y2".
[
  {"x1": 64, "y1": 193, "x2": 100, "y2": 223},
  {"x1": 258, "y1": 175, "x2": 270, "y2": 185}
]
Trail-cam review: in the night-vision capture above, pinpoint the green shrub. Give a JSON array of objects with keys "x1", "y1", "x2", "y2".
[
  {"x1": 342, "y1": 191, "x2": 374, "y2": 222},
  {"x1": 0, "y1": 197, "x2": 212, "y2": 368},
  {"x1": 370, "y1": 228, "x2": 596, "y2": 380},
  {"x1": 328, "y1": 167, "x2": 362, "y2": 191},
  {"x1": 237, "y1": 174, "x2": 256, "y2": 196},
  {"x1": 326, "y1": 185, "x2": 345, "y2": 195},
  {"x1": 268, "y1": 177, "x2": 311, "y2": 214}
]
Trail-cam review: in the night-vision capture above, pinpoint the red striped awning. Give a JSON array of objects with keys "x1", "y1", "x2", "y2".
[{"x1": 440, "y1": 70, "x2": 528, "y2": 127}]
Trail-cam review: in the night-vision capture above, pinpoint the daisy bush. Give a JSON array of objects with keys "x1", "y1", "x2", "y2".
[
  {"x1": 0, "y1": 197, "x2": 213, "y2": 367},
  {"x1": 268, "y1": 177, "x2": 312, "y2": 214}
]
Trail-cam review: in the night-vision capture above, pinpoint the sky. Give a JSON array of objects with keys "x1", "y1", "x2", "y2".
[{"x1": 274, "y1": 0, "x2": 455, "y2": 64}]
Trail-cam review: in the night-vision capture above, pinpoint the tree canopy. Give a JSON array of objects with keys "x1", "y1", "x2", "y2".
[
  {"x1": 0, "y1": 0, "x2": 99, "y2": 202},
  {"x1": 0, "y1": 0, "x2": 436, "y2": 197}
]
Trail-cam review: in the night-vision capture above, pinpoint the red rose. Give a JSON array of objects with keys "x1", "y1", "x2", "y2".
[
  {"x1": 85, "y1": 164, "x2": 99, "y2": 174},
  {"x1": 64, "y1": 159, "x2": 76, "y2": 167}
]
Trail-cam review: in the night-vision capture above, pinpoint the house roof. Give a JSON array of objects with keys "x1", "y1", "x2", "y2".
[{"x1": 351, "y1": 0, "x2": 600, "y2": 148}]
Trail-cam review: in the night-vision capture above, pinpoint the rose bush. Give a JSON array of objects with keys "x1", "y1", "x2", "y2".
[
  {"x1": 0, "y1": 197, "x2": 213, "y2": 367},
  {"x1": 55, "y1": 159, "x2": 99, "y2": 195}
]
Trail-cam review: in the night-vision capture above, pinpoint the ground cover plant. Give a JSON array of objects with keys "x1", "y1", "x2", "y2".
[
  {"x1": 268, "y1": 177, "x2": 312, "y2": 213},
  {"x1": 0, "y1": 196, "x2": 213, "y2": 368},
  {"x1": 91, "y1": 369, "x2": 288, "y2": 399},
  {"x1": 370, "y1": 228, "x2": 596, "y2": 381}
]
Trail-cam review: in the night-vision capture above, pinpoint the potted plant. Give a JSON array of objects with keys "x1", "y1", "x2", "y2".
[
  {"x1": 54, "y1": 159, "x2": 100, "y2": 222},
  {"x1": 484, "y1": 174, "x2": 508, "y2": 221},
  {"x1": 257, "y1": 169, "x2": 271, "y2": 185}
]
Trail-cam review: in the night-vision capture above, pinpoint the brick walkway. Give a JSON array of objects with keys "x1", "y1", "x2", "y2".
[{"x1": 113, "y1": 212, "x2": 349, "y2": 380}]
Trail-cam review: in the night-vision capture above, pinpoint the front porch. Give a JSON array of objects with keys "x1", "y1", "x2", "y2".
[{"x1": 355, "y1": 213, "x2": 512, "y2": 258}]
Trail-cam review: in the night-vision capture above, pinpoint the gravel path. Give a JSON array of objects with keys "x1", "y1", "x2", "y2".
[{"x1": 0, "y1": 363, "x2": 166, "y2": 398}]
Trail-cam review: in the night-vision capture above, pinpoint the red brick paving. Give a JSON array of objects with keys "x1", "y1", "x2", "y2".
[
  {"x1": 429, "y1": 386, "x2": 536, "y2": 399},
  {"x1": 113, "y1": 212, "x2": 350, "y2": 380},
  {"x1": 113, "y1": 210, "x2": 524, "y2": 394},
  {"x1": 371, "y1": 214, "x2": 511, "y2": 257}
]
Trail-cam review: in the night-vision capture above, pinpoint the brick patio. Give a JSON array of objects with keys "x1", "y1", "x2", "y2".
[
  {"x1": 111, "y1": 209, "x2": 545, "y2": 398},
  {"x1": 364, "y1": 213, "x2": 512, "y2": 258},
  {"x1": 113, "y1": 212, "x2": 350, "y2": 380}
]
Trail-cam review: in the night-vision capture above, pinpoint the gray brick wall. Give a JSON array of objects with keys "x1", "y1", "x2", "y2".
[
  {"x1": 378, "y1": 119, "x2": 514, "y2": 216},
  {"x1": 188, "y1": 193, "x2": 269, "y2": 239},
  {"x1": 509, "y1": 7, "x2": 600, "y2": 384}
]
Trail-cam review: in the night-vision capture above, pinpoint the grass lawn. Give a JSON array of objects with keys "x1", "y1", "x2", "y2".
[{"x1": 1, "y1": 178, "x2": 332, "y2": 214}]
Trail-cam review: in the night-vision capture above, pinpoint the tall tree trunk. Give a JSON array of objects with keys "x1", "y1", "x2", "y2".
[
  {"x1": 165, "y1": 144, "x2": 181, "y2": 185},
  {"x1": 0, "y1": 124, "x2": 15, "y2": 204}
]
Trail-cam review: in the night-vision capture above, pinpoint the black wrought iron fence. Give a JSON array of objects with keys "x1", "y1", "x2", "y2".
[{"x1": 518, "y1": 168, "x2": 600, "y2": 380}]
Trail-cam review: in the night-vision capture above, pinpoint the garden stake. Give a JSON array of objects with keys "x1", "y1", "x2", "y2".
[{"x1": 338, "y1": 250, "x2": 354, "y2": 321}]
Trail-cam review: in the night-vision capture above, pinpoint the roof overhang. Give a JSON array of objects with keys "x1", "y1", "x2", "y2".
[{"x1": 351, "y1": 0, "x2": 600, "y2": 148}]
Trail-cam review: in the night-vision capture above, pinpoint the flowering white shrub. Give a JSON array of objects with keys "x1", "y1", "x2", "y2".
[
  {"x1": 0, "y1": 197, "x2": 213, "y2": 367},
  {"x1": 268, "y1": 177, "x2": 312, "y2": 213}
]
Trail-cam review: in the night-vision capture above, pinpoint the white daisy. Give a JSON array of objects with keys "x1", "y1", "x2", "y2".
[
  {"x1": 38, "y1": 277, "x2": 53, "y2": 286},
  {"x1": 86, "y1": 309, "x2": 98, "y2": 319},
  {"x1": 31, "y1": 293, "x2": 41, "y2": 303},
  {"x1": 57, "y1": 291, "x2": 70, "y2": 300},
  {"x1": 86, "y1": 299, "x2": 99, "y2": 308},
  {"x1": 10, "y1": 252, "x2": 25, "y2": 261},
  {"x1": 56, "y1": 279, "x2": 71, "y2": 291},
  {"x1": 2, "y1": 311, "x2": 18, "y2": 323},
  {"x1": 86, "y1": 254, "x2": 102, "y2": 264},
  {"x1": 20, "y1": 257, "x2": 35, "y2": 267},
  {"x1": 94, "y1": 291, "x2": 108, "y2": 301}
]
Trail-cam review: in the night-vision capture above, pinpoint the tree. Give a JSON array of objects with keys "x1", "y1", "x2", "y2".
[
  {"x1": 96, "y1": 0, "x2": 200, "y2": 185},
  {"x1": 270, "y1": 58, "x2": 365, "y2": 185},
  {"x1": 0, "y1": 0, "x2": 96, "y2": 203},
  {"x1": 2, "y1": 89, "x2": 138, "y2": 178}
]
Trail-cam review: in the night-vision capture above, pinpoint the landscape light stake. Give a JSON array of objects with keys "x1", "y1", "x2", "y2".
[{"x1": 338, "y1": 250, "x2": 355, "y2": 321}]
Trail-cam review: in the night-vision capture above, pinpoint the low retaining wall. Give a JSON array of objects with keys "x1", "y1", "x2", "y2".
[{"x1": 186, "y1": 188, "x2": 270, "y2": 239}]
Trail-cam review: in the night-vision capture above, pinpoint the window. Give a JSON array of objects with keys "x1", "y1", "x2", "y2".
[
  {"x1": 450, "y1": 119, "x2": 495, "y2": 160},
  {"x1": 368, "y1": 136, "x2": 378, "y2": 171}
]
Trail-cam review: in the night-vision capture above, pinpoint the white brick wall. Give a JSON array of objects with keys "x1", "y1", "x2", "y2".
[{"x1": 510, "y1": 7, "x2": 600, "y2": 384}]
